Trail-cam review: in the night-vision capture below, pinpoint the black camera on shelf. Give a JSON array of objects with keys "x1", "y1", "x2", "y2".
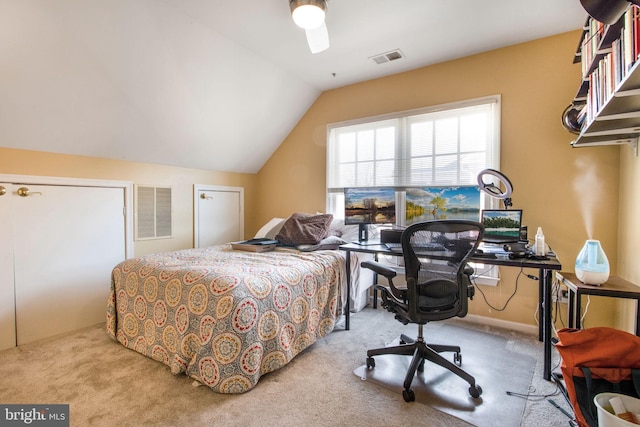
[
  {"x1": 503, "y1": 242, "x2": 528, "y2": 253},
  {"x1": 508, "y1": 251, "x2": 528, "y2": 259}
]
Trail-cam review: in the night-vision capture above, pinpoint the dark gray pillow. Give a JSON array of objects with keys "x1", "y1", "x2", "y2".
[{"x1": 275, "y1": 213, "x2": 333, "y2": 246}]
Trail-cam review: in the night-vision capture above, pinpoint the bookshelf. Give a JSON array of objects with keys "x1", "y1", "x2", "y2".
[{"x1": 570, "y1": 6, "x2": 640, "y2": 155}]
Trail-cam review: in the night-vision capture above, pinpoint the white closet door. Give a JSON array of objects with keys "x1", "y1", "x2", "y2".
[
  {"x1": 13, "y1": 184, "x2": 126, "y2": 344},
  {"x1": 194, "y1": 186, "x2": 244, "y2": 248},
  {"x1": 0, "y1": 184, "x2": 16, "y2": 350}
]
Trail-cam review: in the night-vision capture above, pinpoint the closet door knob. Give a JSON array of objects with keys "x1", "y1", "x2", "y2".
[
  {"x1": 0, "y1": 186, "x2": 5, "y2": 196},
  {"x1": 16, "y1": 187, "x2": 42, "y2": 197}
]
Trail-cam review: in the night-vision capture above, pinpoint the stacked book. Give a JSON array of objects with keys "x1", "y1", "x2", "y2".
[{"x1": 582, "y1": 5, "x2": 640, "y2": 126}]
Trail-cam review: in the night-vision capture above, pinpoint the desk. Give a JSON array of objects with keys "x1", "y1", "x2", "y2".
[
  {"x1": 339, "y1": 242, "x2": 562, "y2": 381},
  {"x1": 556, "y1": 271, "x2": 640, "y2": 336}
]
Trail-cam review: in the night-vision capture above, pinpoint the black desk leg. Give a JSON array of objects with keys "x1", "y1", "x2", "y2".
[
  {"x1": 373, "y1": 284, "x2": 378, "y2": 308},
  {"x1": 567, "y1": 288, "x2": 576, "y2": 329},
  {"x1": 542, "y1": 268, "x2": 553, "y2": 381},
  {"x1": 373, "y1": 252, "x2": 379, "y2": 309},
  {"x1": 636, "y1": 300, "x2": 640, "y2": 336},
  {"x1": 345, "y1": 250, "x2": 351, "y2": 330},
  {"x1": 575, "y1": 291, "x2": 582, "y2": 330},
  {"x1": 538, "y1": 273, "x2": 544, "y2": 342}
]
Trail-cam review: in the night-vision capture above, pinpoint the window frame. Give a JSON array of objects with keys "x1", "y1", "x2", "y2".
[{"x1": 326, "y1": 95, "x2": 502, "y2": 222}]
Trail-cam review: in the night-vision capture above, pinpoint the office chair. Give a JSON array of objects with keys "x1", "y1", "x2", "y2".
[{"x1": 361, "y1": 220, "x2": 484, "y2": 402}]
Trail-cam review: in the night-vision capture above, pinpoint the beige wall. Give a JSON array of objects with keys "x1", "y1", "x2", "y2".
[
  {"x1": 257, "y1": 31, "x2": 626, "y2": 329},
  {"x1": 617, "y1": 142, "x2": 640, "y2": 332},
  {"x1": 0, "y1": 147, "x2": 259, "y2": 256}
]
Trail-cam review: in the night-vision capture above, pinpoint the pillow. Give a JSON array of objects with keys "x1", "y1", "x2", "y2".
[
  {"x1": 327, "y1": 217, "x2": 360, "y2": 243},
  {"x1": 254, "y1": 217, "x2": 286, "y2": 239},
  {"x1": 275, "y1": 213, "x2": 333, "y2": 246},
  {"x1": 297, "y1": 235, "x2": 346, "y2": 252}
]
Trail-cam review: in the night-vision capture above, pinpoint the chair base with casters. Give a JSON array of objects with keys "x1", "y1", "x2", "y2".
[
  {"x1": 365, "y1": 321, "x2": 482, "y2": 402},
  {"x1": 361, "y1": 220, "x2": 485, "y2": 403}
]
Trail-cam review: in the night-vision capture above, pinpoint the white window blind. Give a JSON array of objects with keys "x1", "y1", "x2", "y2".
[
  {"x1": 327, "y1": 96, "x2": 500, "y2": 194},
  {"x1": 135, "y1": 185, "x2": 172, "y2": 240}
]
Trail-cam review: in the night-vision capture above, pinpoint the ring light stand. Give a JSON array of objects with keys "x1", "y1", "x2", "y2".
[{"x1": 477, "y1": 168, "x2": 513, "y2": 209}]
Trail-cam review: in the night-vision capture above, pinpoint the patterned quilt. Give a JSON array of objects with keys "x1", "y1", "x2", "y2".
[{"x1": 106, "y1": 245, "x2": 345, "y2": 393}]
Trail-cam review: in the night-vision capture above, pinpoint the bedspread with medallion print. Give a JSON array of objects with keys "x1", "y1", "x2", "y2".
[{"x1": 106, "y1": 245, "x2": 344, "y2": 393}]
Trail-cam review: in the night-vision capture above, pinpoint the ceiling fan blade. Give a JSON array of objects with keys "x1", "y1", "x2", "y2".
[{"x1": 305, "y1": 22, "x2": 329, "y2": 54}]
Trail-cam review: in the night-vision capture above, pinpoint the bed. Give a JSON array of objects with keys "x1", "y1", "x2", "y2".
[{"x1": 106, "y1": 214, "x2": 373, "y2": 393}]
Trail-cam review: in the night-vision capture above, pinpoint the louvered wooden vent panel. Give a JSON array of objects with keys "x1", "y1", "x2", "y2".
[{"x1": 135, "y1": 185, "x2": 172, "y2": 240}]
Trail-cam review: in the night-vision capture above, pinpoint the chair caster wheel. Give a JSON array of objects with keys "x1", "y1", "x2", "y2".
[
  {"x1": 454, "y1": 352, "x2": 462, "y2": 366},
  {"x1": 403, "y1": 388, "x2": 415, "y2": 402},
  {"x1": 366, "y1": 357, "x2": 375, "y2": 369},
  {"x1": 469, "y1": 384, "x2": 482, "y2": 398}
]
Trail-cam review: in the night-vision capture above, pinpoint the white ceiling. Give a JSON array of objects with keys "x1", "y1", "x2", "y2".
[{"x1": 0, "y1": 0, "x2": 587, "y2": 173}]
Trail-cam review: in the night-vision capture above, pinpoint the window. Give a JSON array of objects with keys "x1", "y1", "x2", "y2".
[
  {"x1": 326, "y1": 95, "x2": 501, "y2": 222},
  {"x1": 327, "y1": 96, "x2": 501, "y2": 285},
  {"x1": 135, "y1": 185, "x2": 172, "y2": 240}
]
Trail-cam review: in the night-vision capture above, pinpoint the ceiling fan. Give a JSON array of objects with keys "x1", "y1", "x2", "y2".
[{"x1": 289, "y1": 0, "x2": 330, "y2": 54}]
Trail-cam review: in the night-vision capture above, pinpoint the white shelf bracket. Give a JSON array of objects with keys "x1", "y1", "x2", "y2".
[{"x1": 571, "y1": 137, "x2": 638, "y2": 155}]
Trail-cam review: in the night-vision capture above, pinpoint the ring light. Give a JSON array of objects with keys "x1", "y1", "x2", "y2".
[{"x1": 477, "y1": 168, "x2": 513, "y2": 209}]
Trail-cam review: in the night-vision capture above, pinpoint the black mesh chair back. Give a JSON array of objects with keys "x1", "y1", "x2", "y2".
[{"x1": 402, "y1": 220, "x2": 483, "y2": 324}]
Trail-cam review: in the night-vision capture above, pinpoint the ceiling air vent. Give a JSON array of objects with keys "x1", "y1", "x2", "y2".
[{"x1": 370, "y1": 49, "x2": 405, "y2": 65}]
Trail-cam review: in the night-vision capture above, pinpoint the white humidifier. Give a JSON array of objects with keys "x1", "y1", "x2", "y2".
[{"x1": 575, "y1": 239, "x2": 610, "y2": 285}]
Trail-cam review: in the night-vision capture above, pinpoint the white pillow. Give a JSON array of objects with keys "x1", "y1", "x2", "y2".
[
  {"x1": 327, "y1": 217, "x2": 360, "y2": 243},
  {"x1": 254, "y1": 217, "x2": 286, "y2": 239}
]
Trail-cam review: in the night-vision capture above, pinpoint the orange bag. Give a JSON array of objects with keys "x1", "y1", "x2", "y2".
[{"x1": 556, "y1": 327, "x2": 640, "y2": 427}]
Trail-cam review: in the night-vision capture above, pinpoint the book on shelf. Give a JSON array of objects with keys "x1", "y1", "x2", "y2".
[{"x1": 581, "y1": 5, "x2": 640, "y2": 127}]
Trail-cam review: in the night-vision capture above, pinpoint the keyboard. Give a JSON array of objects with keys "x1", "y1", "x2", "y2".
[
  {"x1": 385, "y1": 243, "x2": 446, "y2": 252},
  {"x1": 473, "y1": 251, "x2": 497, "y2": 259}
]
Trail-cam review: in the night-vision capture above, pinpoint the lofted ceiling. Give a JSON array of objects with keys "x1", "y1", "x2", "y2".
[{"x1": 0, "y1": 0, "x2": 587, "y2": 173}]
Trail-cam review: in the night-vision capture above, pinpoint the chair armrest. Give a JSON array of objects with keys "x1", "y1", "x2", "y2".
[
  {"x1": 362, "y1": 260, "x2": 406, "y2": 300},
  {"x1": 360, "y1": 260, "x2": 397, "y2": 280},
  {"x1": 463, "y1": 263, "x2": 474, "y2": 276}
]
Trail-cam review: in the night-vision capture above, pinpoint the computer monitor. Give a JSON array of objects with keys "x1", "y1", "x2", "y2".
[
  {"x1": 480, "y1": 209, "x2": 523, "y2": 244},
  {"x1": 344, "y1": 187, "x2": 396, "y2": 242},
  {"x1": 405, "y1": 185, "x2": 481, "y2": 225}
]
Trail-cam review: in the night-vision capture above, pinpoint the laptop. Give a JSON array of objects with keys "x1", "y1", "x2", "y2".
[{"x1": 480, "y1": 209, "x2": 523, "y2": 244}]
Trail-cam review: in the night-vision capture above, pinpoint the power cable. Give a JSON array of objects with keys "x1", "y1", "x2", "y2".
[{"x1": 473, "y1": 267, "x2": 538, "y2": 312}]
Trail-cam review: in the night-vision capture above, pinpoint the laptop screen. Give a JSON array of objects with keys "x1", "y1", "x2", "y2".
[{"x1": 480, "y1": 209, "x2": 522, "y2": 244}]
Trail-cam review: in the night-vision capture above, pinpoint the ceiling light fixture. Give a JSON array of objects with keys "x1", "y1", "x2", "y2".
[{"x1": 290, "y1": 0, "x2": 326, "y2": 30}]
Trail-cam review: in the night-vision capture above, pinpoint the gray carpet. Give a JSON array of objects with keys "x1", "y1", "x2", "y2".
[
  {"x1": 354, "y1": 323, "x2": 535, "y2": 426},
  {"x1": 0, "y1": 307, "x2": 573, "y2": 426}
]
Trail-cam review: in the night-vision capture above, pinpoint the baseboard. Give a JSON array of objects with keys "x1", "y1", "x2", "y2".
[
  {"x1": 368, "y1": 297, "x2": 539, "y2": 336},
  {"x1": 457, "y1": 314, "x2": 539, "y2": 336}
]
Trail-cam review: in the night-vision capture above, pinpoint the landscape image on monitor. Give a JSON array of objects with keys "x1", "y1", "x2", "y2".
[
  {"x1": 482, "y1": 210, "x2": 522, "y2": 238},
  {"x1": 344, "y1": 187, "x2": 396, "y2": 225},
  {"x1": 405, "y1": 186, "x2": 481, "y2": 225}
]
